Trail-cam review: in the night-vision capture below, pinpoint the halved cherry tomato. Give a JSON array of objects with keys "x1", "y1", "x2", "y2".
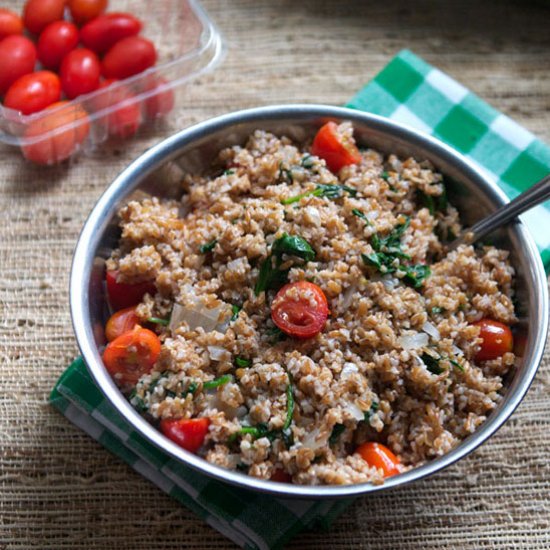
[
  {"x1": 143, "y1": 77, "x2": 175, "y2": 121},
  {"x1": 311, "y1": 121, "x2": 361, "y2": 173},
  {"x1": 0, "y1": 35, "x2": 36, "y2": 94},
  {"x1": 270, "y1": 469, "x2": 292, "y2": 483},
  {"x1": 22, "y1": 101, "x2": 90, "y2": 164},
  {"x1": 80, "y1": 12, "x2": 141, "y2": 54},
  {"x1": 4, "y1": 71, "x2": 61, "y2": 115},
  {"x1": 102, "y1": 36, "x2": 157, "y2": 80},
  {"x1": 356, "y1": 442, "x2": 400, "y2": 477},
  {"x1": 37, "y1": 21, "x2": 79, "y2": 70},
  {"x1": 60, "y1": 48, "x2": 101, "y2": 99},
  {"x1": 0, "y1": 8, "x2": 23, "y2": 40},
  {"x1": 473, "y1": 318, "x2": 513, "y2": 362},
  {"x1": 94, "y1": 79, "x2": 141, "y2": 139},
  {"x1": 105, "y1": 306, "x2": 140, "y2": 342},
  {"x1": 160, "y1": 418, "x2": 210, "y2": 454},
  {"x1": 271, "y1": 281, "x2": 329, "y2": 339},
  {"x1": 68, "y1": 0, "x2": 108, "y2": 25},
  {"x1": 106, "y1": 270, "x2": 156, "y2": 311},
  {"x1": 103, "y1": 327, "x2": 160, "y2": 385},
  {"x1": 23, "y1": 0, "x2": 66, "y2": 35}
]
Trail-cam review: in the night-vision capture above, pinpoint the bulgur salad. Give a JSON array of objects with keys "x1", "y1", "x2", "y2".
[{"x1": 101, "y1": 121, "x2": 516, "y2": 485}]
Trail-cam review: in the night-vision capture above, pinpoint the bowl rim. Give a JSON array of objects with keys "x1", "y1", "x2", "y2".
[{"x1": 70, "y1": 104, "x2": 549, "y2": 499}]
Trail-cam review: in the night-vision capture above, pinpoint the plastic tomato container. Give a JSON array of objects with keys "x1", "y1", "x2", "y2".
[{"x1": 0, "y1": 0, "x2": 225, "y2": 164}]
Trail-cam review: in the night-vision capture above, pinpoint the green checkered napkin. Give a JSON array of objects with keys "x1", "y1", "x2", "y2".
[{"x1": 50, "y1": 50, "x2": 550, "y2": 550}]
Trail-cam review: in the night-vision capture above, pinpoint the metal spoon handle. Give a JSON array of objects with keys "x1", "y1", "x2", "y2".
[{"x1": 452, "y1": 173, "x2": 550, "y2": 248}]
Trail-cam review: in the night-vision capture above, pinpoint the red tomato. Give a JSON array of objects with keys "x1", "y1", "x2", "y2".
[
  {"x1": 22, "y1": 101, "x2": 90, "y2": 164},
  {"x1": 37, "y1": 21, "x2": 79, "y2": 69},
  {"x1": 103, "y1": 327, "x2": 160, "y2": 386},
  {"x1": 68, "y1": 0, "x2": 108, "y2": 25},
  {"x1": 105, "y1": 306, "x2": 140, "y2": 342},
  {"x1": 23, "y1": 0, "x2": 65, "y2": 35},
  {"x1": 94, "y1": 79, "x2": 141, "y2": 138},
  {"x1": 270, "y1": 469, "x2": 292, "y2": 483},
  {"x1": 356, "y1": 442, "x2": 400, "y2": 477},
  {"x1": 80, "y1": 12, "x2": 141, "y2": 53},
  {"x1": 473, "y1": 319, "x2": 513, "y2": 362},
  {"x1": 106, "y1": 270, "x2": 156, "y2": 311},
  {"x1": 60, "y1": 48, "x2": 101, "y2": 99},
  {"x1": 143, "y1": 77, "x2": 175, "y2": 121},
  {"x1": 311, "y1": 121, "x2": 362, "y2": 173},
  {"x1": 102, "y1": 36, "x2": 157, "y2": 80},
  {"x1": 0, "y1": 35, "x2": 36, "y2": 94},
  {"x1": 160, "y1": 418, "x2": 210, "y2": 454},
  {"x1": 4, "y1": 71, "x2": 61, "y2": 115},
  {"x1": 0, "y1": 8, "x2": 23, "y2": 40},
  {"x1": 271, "y1": 281, "x2": 329, "y2": 339}
]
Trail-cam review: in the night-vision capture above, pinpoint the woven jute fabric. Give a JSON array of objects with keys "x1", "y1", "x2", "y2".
[{"x1": 1, "y1": 1, "x2": 550, "y2": 548}]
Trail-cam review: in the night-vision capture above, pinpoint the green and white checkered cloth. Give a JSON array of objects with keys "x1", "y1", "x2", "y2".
[{"x1": 50, "y1": 50, "x2": 550, "y2": 550}]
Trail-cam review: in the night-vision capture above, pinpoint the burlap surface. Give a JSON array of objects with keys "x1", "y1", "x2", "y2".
[{"x1": 1, "y1": 1, "x2": 550, "y2": 548}]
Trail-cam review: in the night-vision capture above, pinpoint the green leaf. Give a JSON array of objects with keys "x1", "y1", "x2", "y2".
[
  {"x1": 450, "y1": 358, "x2": 465, "y2": 372},
  {"x1": 283, "y1": 373, "x2": 294, "y2": 431},
  {"x1": 203, "y1": 374, "x2": 232, "y2": 391},
  {"x1": 223, "y1": 168, "x2": 235, "y2": 176},
  {"x1": 231, "y1": 304, "x2": 241, "y2": 322},
  {"x1": 329, "y1": 423, "x2": 345, "y2": 445},
  {"x1": 301, "y1": 154, "x2": 315, "y2": 168},
  {"x1": 403, "y1": 264, "x2": 431, "y2": 288},
  {"x1": 271, "y1": 233, "x2": 316, "y2": 261},
  {"x1": 431, "y1": 306, "x2": 444, "y2": 315},
  {"x1": 235, "y1": 356, "x2": 251, "y2": 368},
  {"x1": 277, "y1": 161, "x2": 293, "y2": 183},
  {"x1": 266, "y1": 325, "x2": 286, "y2": 342},
  {"x1": 421, "y1": 353, "x2": 443, "y2": 375},
  {"x1": 129, "y1": 389, "x2": 148, "y2": 413},
  {"x1": 199, "y1": 239, "x2": 217, "y2": 253},
  {"x1": 352, "y1": 208, "x2": 370, "y2": 224},
  {"x1": 147, "y1": 317, "x2": 169, "y2": 326},
  {"x1": 364, "y1": 401, "x2": 379, "y2": 422},
  {"x1": 381, "y1": 170, "x2": 390, "y2": 181},
  {"x1": 280, "y1": 183, "x2": 356, "y2": 205}
]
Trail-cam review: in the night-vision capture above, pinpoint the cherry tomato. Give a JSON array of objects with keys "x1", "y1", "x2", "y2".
[
  {"x1": 22, "y1": 101, "x2": 90, "y2": 164},
  {"x1": 93, "y1": 79, "x2": 141, "y2": 139},
  {"x1": 23, "y1": 0, "x2": 66, "y2": 35},
  {"x1": 0, "y1": 35, "x2": 36, "y2": 94},
  {"x1": 160, "y1": 418, "x2": 210, "y2": 454},
  {"x1": 106, "y1": 270, "x2": 156, "y2": 311},
  {"x1": 356, "y1": 442, "x2": 400, "y2": 477},
  {"x1": 0, "y1": 8, "x2": 23, "y2": 40},
  {"x1": 60, "y1": 48, "x2": 101, "y2": 99},
  {"x1": 4, "y1": 71, "x2": 61, "y2": 115},
  {"x1": 80, "y1": 12, "x2": 142, "y2": 54},
  {"x1": 103, "y1": 327, "x2": 160, "y2": 386},
  {"x1": 105, "y1": 306, "x2": 140, "y2": 342},
  {"x1": 311, "y1": 121, "x2": 362, "y2": 173},
  {"x1": 37, "y1": 21, "x2": 79, "y2": 70},
  {"x1": 271, "y1": 281, "x2": 329, "y2": 339},
  {"x1": 270, "y1": 469, "x2": 292, "y2": 483},
  {"x1": 68, "y1": 0, "x2": 108, "y2": 25},
  {"x1": 143, "y1": 77, "x2": 175, "y2": 121},
  {"x1": 102, "y1": 36, "x2": 157, "y2": 80},
  {"x1": 473, "y1": 319, "x2": 513, "y2": 362}
]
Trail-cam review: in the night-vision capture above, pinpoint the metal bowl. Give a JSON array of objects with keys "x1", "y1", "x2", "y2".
[{"x1": 71, "y1": 105, "x2": 548, "y2": 498}]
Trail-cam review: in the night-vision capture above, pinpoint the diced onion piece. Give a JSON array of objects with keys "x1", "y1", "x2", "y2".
[
  {"x1": 451, "y1": 344, "x2": 464, "y2": 357},
  {"x1": 341, "y1": 285, "x2": 357, "y2": 309},
  {"x1": 398, "y1": 332, "x2": 429, "y2": 350},
  {"x1": 302, "y1": 427, "x2": 326, "y2": 451},
  {"x1": 422, "y1": 321, "x2": 441, "y2": 341},
  {"x1": 341, "y1": 363, "x2": 358, "y2": 378},
  {"x1": 207, "y1": 345, "x2": 231, "y2": 362},
  {"x1": 345, "y1": 402, "x2": 365, "y2": 421},
  {"x1": 169, "y1": 299, "x2": 230, "y2": 334}
]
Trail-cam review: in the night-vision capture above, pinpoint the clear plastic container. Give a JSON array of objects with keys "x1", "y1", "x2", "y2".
[{"x1": 0, "y1": 0, "x2": 225, "y2": 163}]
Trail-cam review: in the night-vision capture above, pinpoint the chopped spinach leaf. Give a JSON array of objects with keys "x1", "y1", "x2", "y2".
[
  {"x1": 165, "y1": 389, "x2": 177, "y2": 398},
  {"x1": 203, "y1": 374, "x2": 232, "y2": 391},
  {"x1": 231, "y1": 304, "x2": 241, "y2": 322},
  {"x1": 402, "y1": 264, "x2": 431, "y2": 289},
  {"x1": 185, "y1": 382, "x2": 198, "y2": 396},
  {"x1": 199, "y1": 239, "x2": 217, "y2": 253},
  {"x1": 450, "y1": 358, "x2": 465, "y2": 372},
  {"x1": 329, "y1": 423, "x2": 345, "y2": 445},
  {"x1": 352, "y1": 208, "x2": 370, "y2": 224},
  {"x1": 283, "y1": 373, "x2": 295, "y2": 431},
  {"x1": 364, "y1": 401, "x2": 379, "y2": 422},
  {"x1": 421, "y1": 353, "x2": 443, "y2": 375},
  {"x1": 301, "y1": 154, "x2": 315, "y2": 168},
  {"x1": 417, "y1": 186, "x2": 448, "y2": 216},
  {"x1": 277, "y1": 161, "x2": 293, "y2": 183},
  {"x1": 223, "y1": 168, "x2": 235, "y2": 176},
  {"x1": 280, "y1": 183, "x2": 357, "y2": 205},
  {"x1": 266, "y1": 325, "x2": 286, "y2": 342},
  {"x1": 431, "y1": 306, "x2": 444, "y2": 315},
  {"x1": 147, "y1": 316, "x2": 169, "y2": 326},
  {"x1": 381, "y1": 170, "x2": 390, "y2": 181},
  {"x1": 271, "y1": 233, "x2": 315, "y2": 261},
  {"x1": 129, "y1": 389, "x2": 148, "y2": 413},
  {"x1": 235, "y1": 356, "x2": 251, "y2": 368}
]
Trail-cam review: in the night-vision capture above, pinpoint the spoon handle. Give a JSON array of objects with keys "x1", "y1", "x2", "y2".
[{"x1": 451, "y1": 173, "x2": 550, "y2": 248}]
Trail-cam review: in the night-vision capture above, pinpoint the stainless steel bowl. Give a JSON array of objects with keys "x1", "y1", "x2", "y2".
[{"x1": 71, "y1": 105, "x2": 548, "y2": 498}]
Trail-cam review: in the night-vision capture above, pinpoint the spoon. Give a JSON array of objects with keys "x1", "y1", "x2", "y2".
[{"x1": 449, "y1": 173, "x2": 550, "y2": 250}]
